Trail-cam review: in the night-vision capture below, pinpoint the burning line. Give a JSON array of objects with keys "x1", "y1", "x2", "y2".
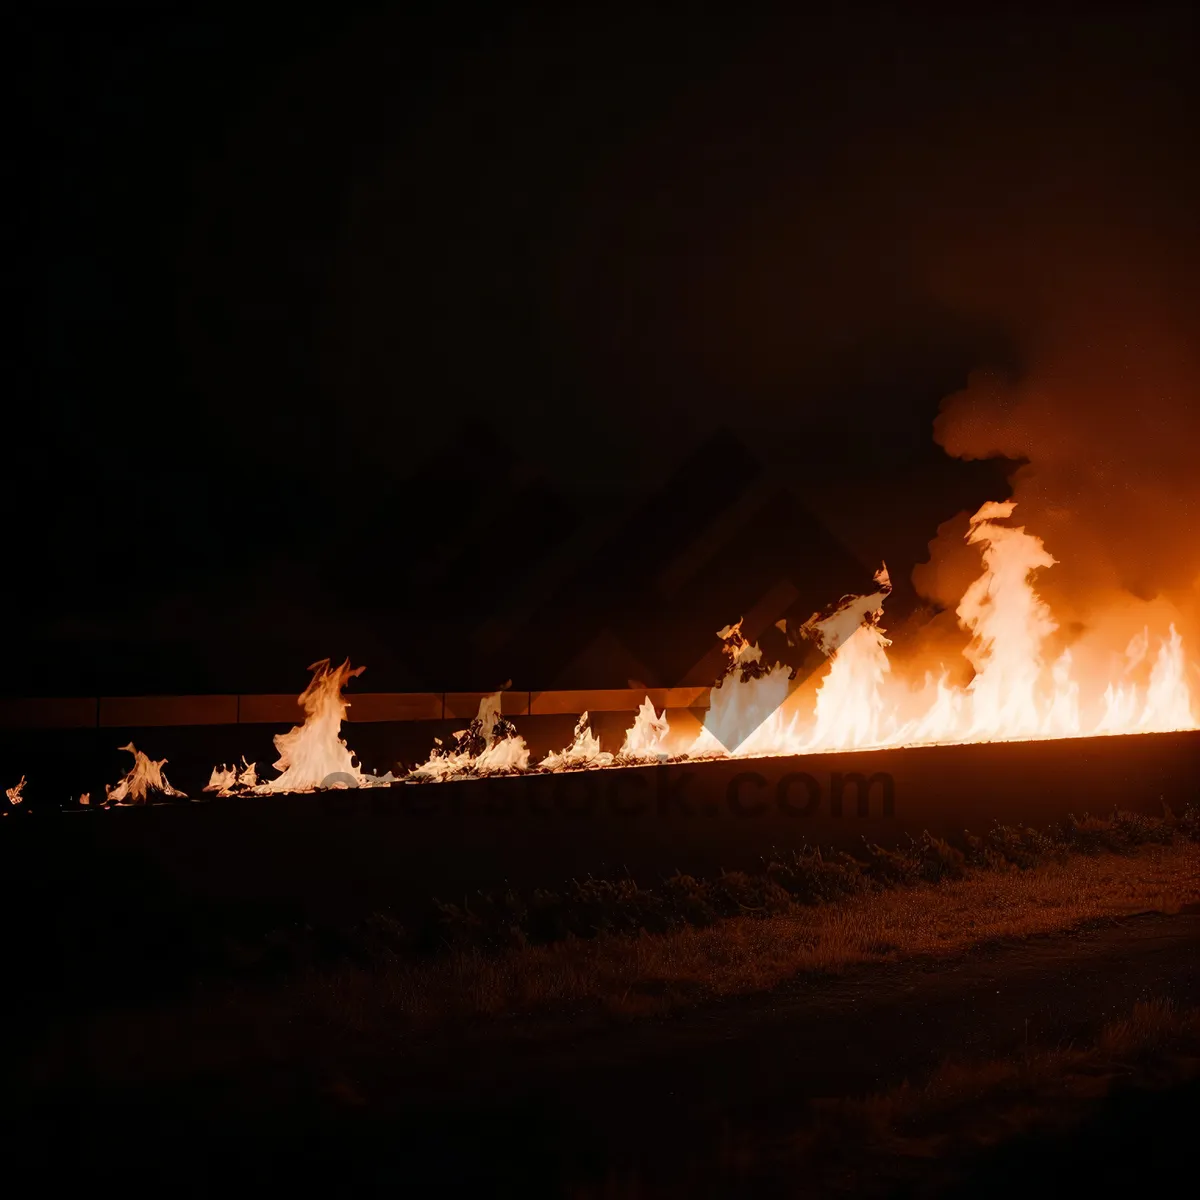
[{"x1": 38, "y1": 501, "x2": 1199, "y2": 802}]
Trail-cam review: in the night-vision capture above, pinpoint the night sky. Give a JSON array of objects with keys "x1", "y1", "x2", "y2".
[{"x1": 13, "y1": 5, "x2": 1199, "y2": 694}]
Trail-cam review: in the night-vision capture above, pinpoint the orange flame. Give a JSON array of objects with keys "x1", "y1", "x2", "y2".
[
  {"x1": 698, "y1": 501, "x2": 1196, "y2": 757},
  {"x1": 410, "y1": 691, "x2": 531, "y2": 781},
  {"x1": 541, "y1": 713, "x2": 613, "y2": 770},
  {"x1": 619, "y1": 697, "x2": 671, "y2": 761},
  {"x1": 204, "y1": 756, "x2": 258, "y2": 796},
  {"x1": 259, "y1": 659, "x2": 366, "y2": 792},
  {"x1": 105, "y1": 744, "x2": 187, "y2": 805}
]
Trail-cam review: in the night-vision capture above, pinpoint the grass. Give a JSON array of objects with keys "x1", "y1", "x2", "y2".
[
  {"x1": 23, "y1": 832, "x2": 1200, "y2": 1101},
  {"x1": 563, "y1": 998, "x2": 1200, "y2": 1198},
  {"x1": 8, "y1": 806, "x2": 1199, "y2": 1107},
  {"x1": 11, "y1": 808, "x2": 1200, "y2": 1195},
  {"x1": 730, "y1": 998, "x2": 1200, "y2": 1197},
  {"x1": 289, "y1": 838, "x2": 1200, "y2": 1025},
  {"x1": 810, "y1": 996, "x2": 1200, "y2": 1146},
  {"x1": 156, "y1": 806, "x2": 1190, "y2": 977},
  {"x1": 418, "y1": 808, "x2": 1194, "y2": 953}
]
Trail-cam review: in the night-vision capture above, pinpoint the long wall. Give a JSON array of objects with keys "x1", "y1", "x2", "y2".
[{"x1": 0, "y1": 688, "x2": 711, "y2": 729}]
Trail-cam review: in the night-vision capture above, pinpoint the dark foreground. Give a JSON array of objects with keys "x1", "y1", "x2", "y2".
[
  {"x1": 5, "y1": 729, "x2": 1198, "y2": 927},
  {"x1": 6, "y1": 911, "x2": 1200, "y2": 1197}
]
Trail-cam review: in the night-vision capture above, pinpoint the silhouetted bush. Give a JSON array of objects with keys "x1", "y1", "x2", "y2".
[
  {"x1": 23, "y1": 808, "x2": 1182, "y2": 992},
  {"x1": 765, "y1": 846, "x2": 870, "y2": 904},
  {"x1": 983, "y1": 822, "x2": 1069, "y2": 870},
  {"x1": 910, "y1": 832, "x2": 967, "y2": 883},
  {"x1": 863, "y1": 841, "x2": 923, "y2": 887},
  {"x1": 1177, "y1": 802, "x2": 1200, "y2": 843},
  {"x1": 1113, "y1": 809, "x2": 1176, "y2": 847},
  {"x1": 351, "y1": 808, "x2": 1190, "y2": 957},
  {"x1": 1066, "y1": 814, "x2": 1133, "y2": 856}
]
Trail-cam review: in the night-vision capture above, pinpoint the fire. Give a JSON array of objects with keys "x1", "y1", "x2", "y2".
[
  {"x1": 409, "y1": 691, "x2": 531, "y2": 782},
  {"x1": 48, "y1": 500, "x2": 1197, "y2": 802},
  {"x1": 203, "y1": 659, "x2": 399, "y2": 792},
  {"x1": 906, "y1": 670, "x2": 964, "y2": 743},
  {"x1": 257, "y1": 659, "x2": 367, "y2": 792},
  {"x1": 702, "y1": 500, "x2": 1196, "y2": 756},
  {"x1": 105, "y1": 744, "x2": 187, "y2": 805},
  {"x1": 204, "y1": 756, "x2": 258, "y2": 796},
  {"x1": 255, "y1": 500, "x2": 1194, "y2": 787},
  {"x1": 1045, "y1": 650, "x2": 1081, "y2": 737},
  {"x1": 689, "y1": 618, "x2": 797, "y2": 757},
  {"x1": 5, "y1": 776, "x2": 26, "y2": 805},
  {"x1": 670, "y1": 501, "x2": 1195, "y2": 763},
  {"x1": 619, "y1": 697, "x2": 671, "y2": 761},
  {"x1": 1138, "y1": 625, "x2": 1193, "y2": 732},
  {"x1": 807, "y1": 619, "x2": 894, "y2": 750},
  {"x1": 541, "y1": 713, "x2": 614, "y2": 771}
]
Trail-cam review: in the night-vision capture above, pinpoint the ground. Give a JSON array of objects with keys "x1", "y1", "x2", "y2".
[{"x1": 4, "y1": 839, "x2": 1200, "y2": 1195}]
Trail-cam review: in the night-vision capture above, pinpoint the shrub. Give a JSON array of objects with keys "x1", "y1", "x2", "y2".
[
  {"x1": 1177, "y1": 802, "x2": 1200, "y2": 843},
  {"x1": 705, "y1": 870, "x2": 794, "y2": 918},
  {"x1": 962, "y1": 830, "x2": 1013, "y2": 872},
  {"x1": 765, "y1": 846, "x2": 869, "y2": 905},
  {"x1": 227, "y1": 805, "x2": 1191, "y2": 969},
  {"x1": 985, "y1": 822, "x2": 1068, "y2": 870},
  {"x1": 660, "y1": 872, "x2": 722, "y2": 928},
  {"x1": 1066, "y1": 814, "x2": 1132, "y2": 857},
  {"x1": 432, "y1": 888, "x2": 530, "y2": 951},
  {"x1": 1112, "y1": 809, "x2": 1175, "y2": 847},
  {"x1": 911, "y1": 832, "x2": 967, "y2": 883},
  {"x1": 862, "y1": 841, "x2": 923, "y2": 887}
]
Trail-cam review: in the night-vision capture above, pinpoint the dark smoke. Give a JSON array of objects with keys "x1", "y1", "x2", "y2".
[{"x1": 903, "y1": 9, "x2": 1200, "y2": 673}]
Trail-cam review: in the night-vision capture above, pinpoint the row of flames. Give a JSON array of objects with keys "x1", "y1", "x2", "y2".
[{"x1": 8, "y1": 501, "x2": 1197, "y2": 806}]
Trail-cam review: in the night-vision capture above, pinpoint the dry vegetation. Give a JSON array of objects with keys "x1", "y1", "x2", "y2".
[
  {"x1": 28, "y1": 828, "x2": 1200, "y2": 1097},
  {"x1": 802, "y1": 997, "x2": 1200, "y2": 1180},
  {"x1": 12, "y1": 814, "x2": 1200, "y2": 1195},
  {"x1": 566, "y1": 998, "x2": 1200, "y2": 1198},
  {"x1": 288, "y1": 838, "x2": 1200, "y2": 1026}
]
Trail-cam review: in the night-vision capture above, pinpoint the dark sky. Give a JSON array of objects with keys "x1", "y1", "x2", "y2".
[{"x1": 12, "y1": 4, "x2": 1199, "y2": 692}]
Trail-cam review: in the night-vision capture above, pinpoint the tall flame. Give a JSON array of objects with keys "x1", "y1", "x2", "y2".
[
  {"x1": 1138, "y1": 625, "x2": 1194, "y2": 732},
  {"x1": 957, "y1": 501, "x2": 1059, "y2": 737},
  {"x1": 260, "y1": 659, "x2": 366, "y2": 792},
  {"x1": 807, "y1": 619, "x2": 893, "y2": 750},
  {"x1": 678, "y1": 500, "x2": 1195, "y2": 759}
]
